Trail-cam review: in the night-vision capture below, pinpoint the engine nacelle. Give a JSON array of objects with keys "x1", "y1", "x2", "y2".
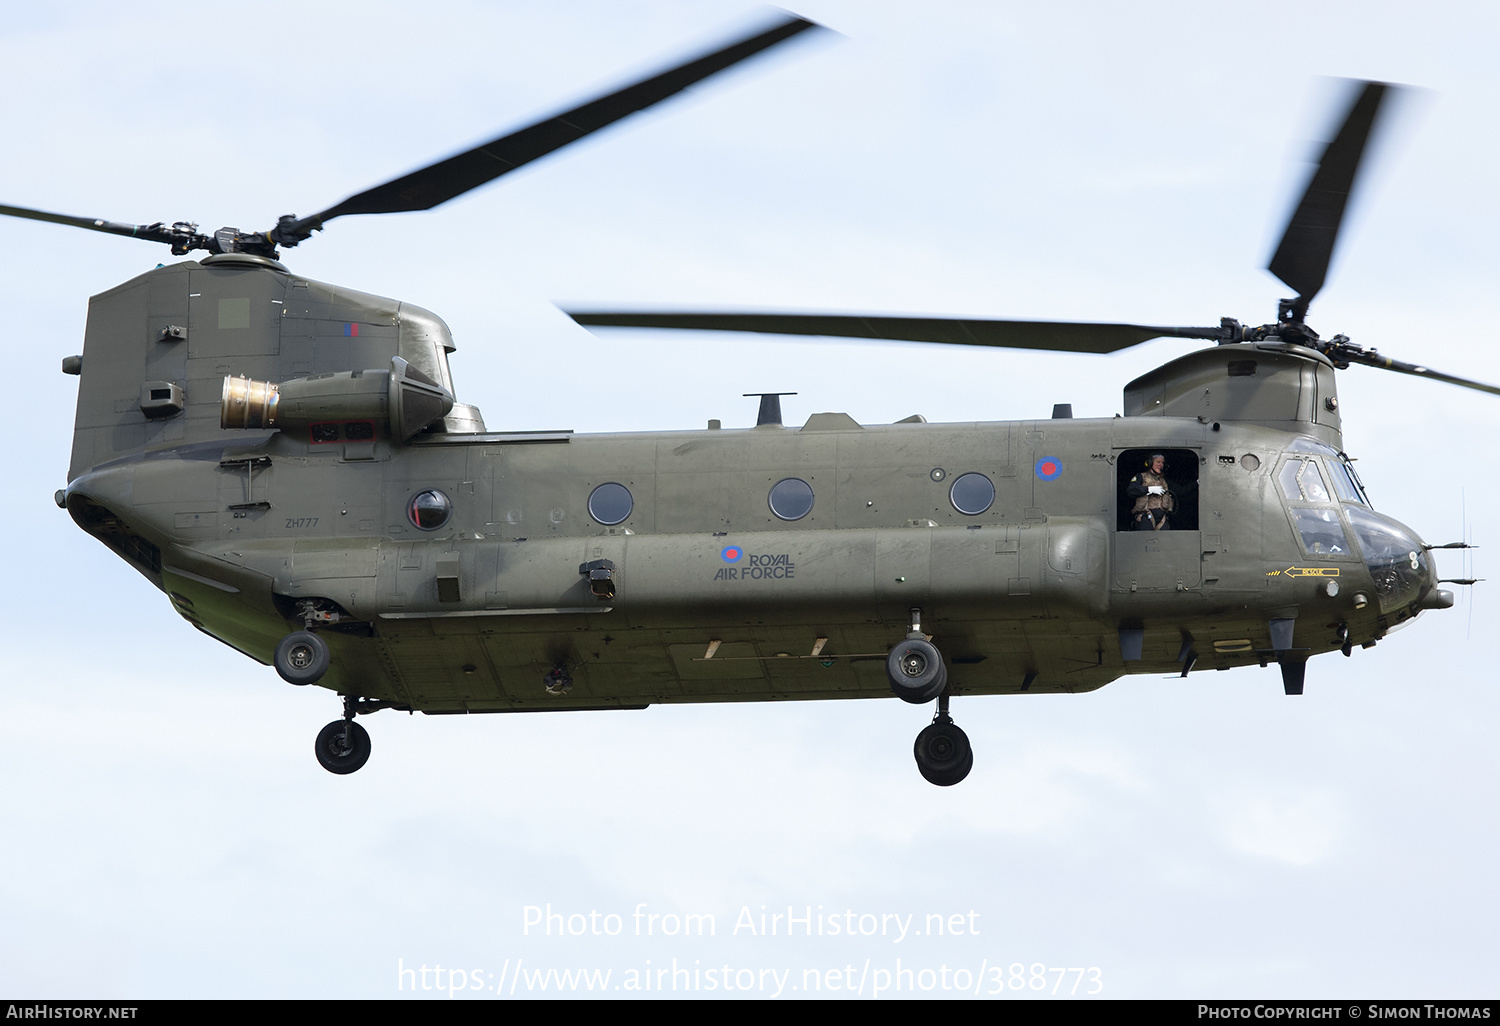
[{"x1": 220, "y1": 357, "x2": 453, "y2": 442}]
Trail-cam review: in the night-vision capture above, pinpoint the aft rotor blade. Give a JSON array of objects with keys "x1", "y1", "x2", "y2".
[
  {"x1": 0, "y1": 203, "x2": 207, "y2": 251},
  {"x1": 1335, "y1": 347, "x2": 1500, "y2": 396},
  {"x1": 280, "y1": 15, "x2": 821, "y2": 241},
  {"x1": 567, "y1": 311, "x2": 1228, "y2": 353},
  {"x1": 1268, "y1": 81, "x2": 1393, "y2": 318}
]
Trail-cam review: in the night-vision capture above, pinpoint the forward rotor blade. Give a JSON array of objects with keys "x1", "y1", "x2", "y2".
[
  {"x1": 1268, "y1": 81, "x2": 1393, "y2": 317},
  {"x1": 0, "y1": 203, "x2": 206, "y2": 251},
  {"x1": 1334, "y1": 347, "x2": 1500, "y2": 396},
  {"x1": 279, "y1": 15, "x2": 821, "y2": 242},
  {"x1": 567, "y1": 311, "x2": 1227, "y2": 354}
]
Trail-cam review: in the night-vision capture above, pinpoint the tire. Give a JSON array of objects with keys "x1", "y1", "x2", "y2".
[
  {"x1": 918, "y1": 749, "x2": 974, "y2": 787},
  {"x1": 887, "y1": 638, "x2": 946, "y2": 704},
  {"x1": 914, "y1": 720, "x2": 972, "y2": 786},
  {"x1": 275, "y1": 630, "x2": 330, "y2": 686},
  {"x1": 314, "y1": 720, "x2": 371, "y2": 775}
]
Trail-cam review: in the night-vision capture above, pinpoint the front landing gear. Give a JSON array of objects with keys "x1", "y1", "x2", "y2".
[
  {"x1": 888, "y1": 638, "x2": 946, "y2": 703},
  {"x1": 887, "y1": 609, "x2": 974, "y2": 785},
  {"x1": 275, "y1": 630, "x2": 329, "y2": 685},
  {"x1": 315, "y1": 695, "x2": 372, "y2": 775},
  {"x1": 913, "y1": 693, "x2": 972, "y2": 787},
  {"x1": 887, "y1": 608, "x2": 947, "y2": 704}
]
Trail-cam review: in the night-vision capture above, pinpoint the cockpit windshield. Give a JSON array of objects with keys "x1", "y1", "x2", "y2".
[
  {"x1": 1345, "y1": 505, "x2": 1431, "y2": 613},
  {"x1": 1327, "y1": 458, "x2": 1368, "y2": 506},
  {"x1": 1281, "y1": 441, "x2": 1429, "y2": 612}
]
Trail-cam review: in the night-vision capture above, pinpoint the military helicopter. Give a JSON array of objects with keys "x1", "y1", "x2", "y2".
[{"x1": 11, "y1": 13, "x2": 1489, "y2": 787}]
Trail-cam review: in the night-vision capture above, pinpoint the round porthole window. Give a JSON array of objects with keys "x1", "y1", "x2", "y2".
[
  {"x1": 768, "y1": 477, "x2": 815, "y2": 521},
  {"x1": 949, "y1": 472, "x2": 995, "y2": 515},
  {"x1": 588, "y1": 482, "x2": 633, "y2": 526},
  {"x1": 407, "y1": 489, "x2": 452, "y2": 531}
]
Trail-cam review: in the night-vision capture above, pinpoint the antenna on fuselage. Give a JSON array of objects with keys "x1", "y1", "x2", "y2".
[{"x1": 743, "y1": 392, "x2": 797, "y2": 427}]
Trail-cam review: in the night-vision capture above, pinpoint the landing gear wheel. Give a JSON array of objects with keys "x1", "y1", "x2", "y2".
[
  {"x1": 275, "y1": 630, "x2": 330, "y2": 685},
  {"x1": 887, "y1": 638, "x2": 947, "y2": 704},
  {"x1": 315, "y1": 719, "x2": 371, "y2": 775},
  {"x1": 914, "y1": 717, "x2": 972, "y2": 786}
]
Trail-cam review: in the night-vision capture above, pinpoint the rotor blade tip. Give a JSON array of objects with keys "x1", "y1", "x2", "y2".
[{"x1": 770, "y1": 9, "x2": 841, "y2": 39}]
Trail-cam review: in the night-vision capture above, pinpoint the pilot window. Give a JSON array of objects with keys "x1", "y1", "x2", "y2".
[
  {"x1": 1116, "y1": 448, "x2": 1199, "y2": 532},
  {"x1": 1278, "y1": 458, "x2": 1331, "y2": 503},
  {"x1": 1277, "y1": 457, "x2": 1355, "y2": 557},
  {"x1": 1291, "y1": 508, "x2": 1348, "y2": 555},
  {"x1": 1285, "y1": 437, "x2": 1372, "y2": 507}
]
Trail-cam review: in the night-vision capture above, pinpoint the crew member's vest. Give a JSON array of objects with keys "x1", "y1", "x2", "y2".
[{"x1": 1130, "y1": 470, "x2": 1174, "y2": 514}]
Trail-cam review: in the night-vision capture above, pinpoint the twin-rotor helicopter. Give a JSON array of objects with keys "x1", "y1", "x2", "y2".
[{"x1": 11, "y1": 14, "x2": 1489, "y2": 784}]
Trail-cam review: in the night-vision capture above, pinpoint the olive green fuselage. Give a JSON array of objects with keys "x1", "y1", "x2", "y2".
[{"x1": 62, "y1": 258, "x2": 1439, "y2": 713}]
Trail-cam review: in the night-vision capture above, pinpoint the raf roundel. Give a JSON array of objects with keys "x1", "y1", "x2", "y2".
[
  {"x1": 1034, "y1": 456, "x2": 1063, "y2": 482},
  {"x1": 721, "y1": 545, "x2": 744, "y2": 563}
]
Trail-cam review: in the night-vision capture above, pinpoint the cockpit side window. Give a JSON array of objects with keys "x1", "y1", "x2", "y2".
[
  {"x1": 1278, "y1": 460, "x2": 1309, "y2": 503},
  {"x1": 1300, "y1": 461, "x2": 1331, "y2": 503},
  {"x1": 1283, "y1": 452, "x2": 1371, "y2": 507},
  {"x1": 1285, "y1": 439, "x2": 1372, "y2": 504},
  {"x1": 1277, "y1": 456, "x2": 1355, "y2": 558},
  {"x1": 1278, "y1": 458, "x2": 1334, "y2": 504},
  {"x1": 1277, "y1": 459, "x2": 1302, "y2": 502},
  {"x1": 1291, "y1": 507, "x2": 1348, "y2": 555}
]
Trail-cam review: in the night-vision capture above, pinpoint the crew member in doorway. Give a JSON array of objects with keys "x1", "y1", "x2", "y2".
[{"x1": 1127, "y1": 453, "x2": 1177, "y2": 531}]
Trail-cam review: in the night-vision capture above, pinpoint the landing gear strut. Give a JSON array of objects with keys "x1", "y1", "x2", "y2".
[
  {"x1": 315, "y1": 694, "x2": 372, "y2": 775},
  {"x1": 887, "y1": 608, "x2": 973, "y2": 786},
  {"x1": 913, "y1": 692, "x2": 973, "y2": 787}
]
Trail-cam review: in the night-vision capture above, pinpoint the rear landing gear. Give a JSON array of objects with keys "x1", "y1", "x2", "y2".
[
  {"x1": 315, "y1": 695, "x2": 372, "y2": 775},
  {"x1": 913, "y1": 692, "x2": 972, "y2": 787}
]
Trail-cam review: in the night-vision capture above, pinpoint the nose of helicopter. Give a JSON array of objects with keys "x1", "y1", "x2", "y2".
[
  {"x1": 1345, "y1": 506, "x2": 1451, "y2": 612},
  {"x1": 1409, "y1": 527, "x2": 1453, "y2": 610}
]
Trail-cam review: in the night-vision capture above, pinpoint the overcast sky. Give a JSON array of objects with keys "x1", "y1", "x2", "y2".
[{"x1": 2, "y1": 0, "x2": 1498, "y2": 1000}]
